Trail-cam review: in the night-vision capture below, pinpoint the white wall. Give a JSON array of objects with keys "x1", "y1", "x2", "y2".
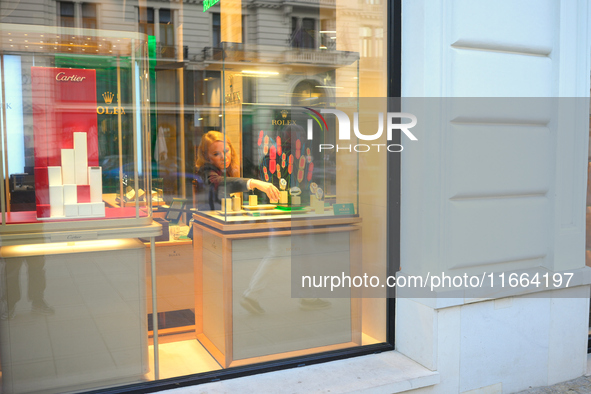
[{"x1": 400, "y1": 0, "x2": 591, "y2": 392}]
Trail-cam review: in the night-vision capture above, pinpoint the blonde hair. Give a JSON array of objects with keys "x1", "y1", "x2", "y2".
[{"x1": 196, "y1": 131, "x2": 240, "y2": 177}]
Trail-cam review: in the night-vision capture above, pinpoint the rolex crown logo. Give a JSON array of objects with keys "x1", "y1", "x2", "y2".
[
  {"x1": 281, "y1": 110, "x2": 288, "y2": 119},
  {"x1": 102, "y1": 92, "x2": 114, "y2": 104}
]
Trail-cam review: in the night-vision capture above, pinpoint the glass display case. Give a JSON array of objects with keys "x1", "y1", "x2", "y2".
[
  {"x1": 191, "y1": 42, "x2": 363, "y2": 368},
  {"x1": 0, "y1": 23, "x2": 158, "y2": 394},
  {"x1": 0, "y1": 23, "x2": 157, "y2": 243},
  {"x1": 193, "y1": 42, "x2": 360, "y2": 223}
]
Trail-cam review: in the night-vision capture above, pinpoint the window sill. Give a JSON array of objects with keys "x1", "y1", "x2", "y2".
[{"x1": 166, "y1": 351, "x2": 439, "y2": 393}]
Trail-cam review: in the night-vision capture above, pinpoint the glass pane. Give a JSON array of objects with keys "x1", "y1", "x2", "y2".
[
  {"x1": 0, "y1": 16, "x2": 154, "y2": 394},
  {"x1": 0, "y1": 0, "x2": 390, "y2": 390}
]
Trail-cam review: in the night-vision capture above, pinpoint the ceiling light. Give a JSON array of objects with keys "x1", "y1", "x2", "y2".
[
  {"x1": 241, "y1": 70, "x2": 278, "y2": 75},
  {"x1": 319, "y1": 31, "x2": 336, "y2": 34}
]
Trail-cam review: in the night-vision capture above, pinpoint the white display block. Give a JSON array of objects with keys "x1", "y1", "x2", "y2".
[
  {"x1": 63, "y1": 184, "x2": 77, "y2": 204},
  {"x1": 91, "y1": 202, "x2": 105, "y2": 216},
  {"x1": 49, "y1": 185, "x2": 64, "y2": 217},
  {"x1": 88, "y1": 167, "x2": 102, "y2": 203},
  {"x1": 279, "y1": 191, "x2": 288, "y2": 204},
  {"x1": 74, "y1": 132, "x2": 88, "y2": 184},
  {"x1": 61, "y1": 149, "x2": 75, "y2": 184},
  {"x1": 64, "y1": 204, "x2": 79, "y2": 217},
  {"x1": 314, "y1": 200, "x2": 324, "y2": 215},
  {"x1": 48, "y1": 166, "x2": 62, "y2": 186},
  {"x1": 78, "y1": 203, "x2": 92, "y2": 216}
]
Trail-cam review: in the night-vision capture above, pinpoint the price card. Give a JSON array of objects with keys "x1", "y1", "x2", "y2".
[{"x1": 332, "y1": 203, "x2": 355, "y2": 215}]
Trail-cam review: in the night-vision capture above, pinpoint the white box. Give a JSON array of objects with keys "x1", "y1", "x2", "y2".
[
  {"x1": 49, "y1": 185, "x2": 64, "y2": 217},
  {"x1": 279, "y1": 191, "x2": 288, "y2": 204},
  {"x1": 74, "y1": 132, "x2": 88, "y2": 184},
  {"x1": 91, "y1": 202, "x2": 106, "y2": 217},
  {"x1": 64, "y1": 204, "x2": 79, "y2": 217},
  {"x1": 88, "y1": 167, "x2": 102, "y2": 203},
  {"x1": 78, "y1": 203, "x2": 92, "y2": 216},
  {"x1": 48, "y1": 166, "x2": 62, "y2": 186},
  {"x1": 63, "y1": 184, "x2": 77, "y2": 204},
  {"x1": 61, "y1": 149, "x2": 75, "y2": 184}
]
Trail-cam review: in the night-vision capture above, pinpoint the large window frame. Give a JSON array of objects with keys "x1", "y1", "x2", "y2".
[{"x1": 90, "y1": 0, "x2": 401, "y2": 391}]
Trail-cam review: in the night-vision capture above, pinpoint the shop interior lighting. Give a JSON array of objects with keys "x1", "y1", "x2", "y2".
[
  {"x1": 320, "y1": 31, "x2": 337, "y2": 33},
  {"x1": 12, "y1": 239, "x2": 129, "y2": 255},
  {"x1": 198, "y1": 118, "x2": 203, "y2": 120},
  {"x1": 315, "y1": 85, "x2": 343, "y2": 89},
  {"x1": 241, "y1": 70, "x2": 279, "y2": 75}
]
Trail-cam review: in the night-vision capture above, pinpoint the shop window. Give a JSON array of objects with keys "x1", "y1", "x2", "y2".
[{"x1": 0, "y1": 0, "x2": 395, "y2": 392}]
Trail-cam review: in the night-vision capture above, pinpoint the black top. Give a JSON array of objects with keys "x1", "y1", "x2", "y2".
[{"x1": 195, "y1": 163, "x2": 250, "y2": 211}]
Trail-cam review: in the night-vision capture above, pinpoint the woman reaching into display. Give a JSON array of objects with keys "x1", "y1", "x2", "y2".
[{"x1": 195, "y1": 131, "x2": 280, "y2": 211}]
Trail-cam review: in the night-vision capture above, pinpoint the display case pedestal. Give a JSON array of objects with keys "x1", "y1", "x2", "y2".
[
  {"x1": 192, "y1": 213, "x2": 362, "y2": 368},
  {"x1": 0, "y1": 238, "x2": 148, "y2": 394}
]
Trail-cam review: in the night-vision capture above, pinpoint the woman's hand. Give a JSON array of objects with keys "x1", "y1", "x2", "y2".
[{"x1": 251, "y1": 179, "x2": 280, "y2": 201}]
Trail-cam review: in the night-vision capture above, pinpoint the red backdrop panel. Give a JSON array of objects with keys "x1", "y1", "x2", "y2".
[
  {"x1": 31, "y1": 67, "x2": 99, "y2": 219},
  {"x1": 31, "y1": 67, "x2": 98, "y2": 168}
]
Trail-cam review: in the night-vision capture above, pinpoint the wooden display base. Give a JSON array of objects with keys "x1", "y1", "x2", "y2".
[{"x1": 192, "y1": 214, "x2": 362, "y2": 369}]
